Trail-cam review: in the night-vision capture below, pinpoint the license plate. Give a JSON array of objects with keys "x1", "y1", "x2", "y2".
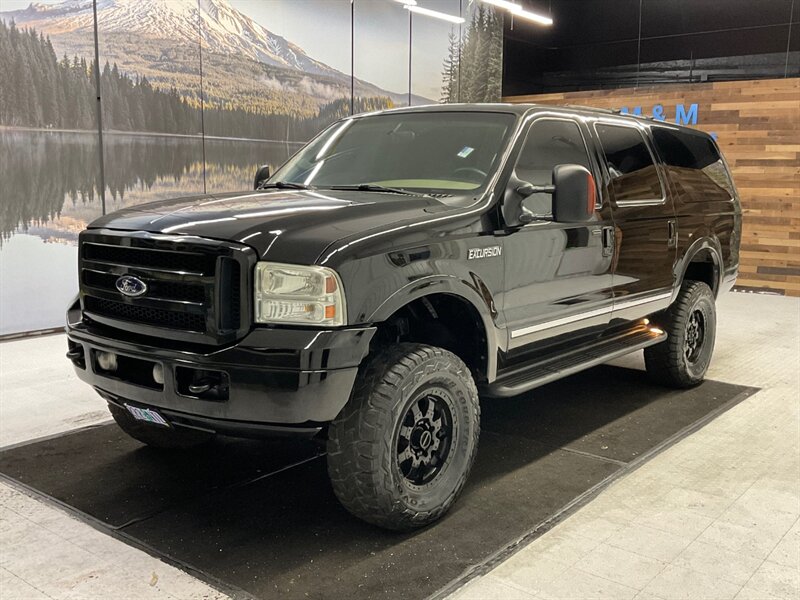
[{"x1": 125, "y1": 404, "x2": 169, "y2": 427}]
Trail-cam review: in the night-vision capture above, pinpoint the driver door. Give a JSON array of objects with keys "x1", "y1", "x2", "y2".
[{"x1": 501, "y1": 116, "x2": 615, "y2": 357}]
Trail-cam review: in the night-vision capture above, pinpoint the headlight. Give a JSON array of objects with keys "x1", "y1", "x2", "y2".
[{"x1": 254, "y1": 262, "x2": 346, "y2": 326}]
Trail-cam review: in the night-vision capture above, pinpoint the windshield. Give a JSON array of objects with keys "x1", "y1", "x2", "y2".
[{"x1": 270, "y1": 111, "x2": 517, "y2": 199}]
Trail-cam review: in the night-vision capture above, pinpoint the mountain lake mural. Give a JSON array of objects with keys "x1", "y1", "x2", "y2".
[{"x1": 0, "y1": 0, "x2": 503, "y2": 335}]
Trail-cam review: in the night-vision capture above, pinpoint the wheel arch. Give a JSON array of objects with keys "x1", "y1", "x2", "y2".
[
  {"x1": 367, "y1": 276, "x2": 498, "y2": 382},
  {"x1": 676, "y1": 236, "x2": 723, "y2": 298}
]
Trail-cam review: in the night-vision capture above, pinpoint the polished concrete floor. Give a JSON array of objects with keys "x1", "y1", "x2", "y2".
[
  {"x1": 1, "y1": 291, "x2": 798, "y2": 600},
  {"x1": 452, "y1": 292, "x2": 800, "y2": 600}
]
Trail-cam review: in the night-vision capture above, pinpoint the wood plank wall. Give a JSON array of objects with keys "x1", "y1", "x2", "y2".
[{"x1": 504, "y1": 78, "x2": 800, "y2": 296}]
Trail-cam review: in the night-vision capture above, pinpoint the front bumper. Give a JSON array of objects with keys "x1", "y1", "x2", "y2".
[{"x1": 66, "y1": 300, "x2": 376, "y2": 436}]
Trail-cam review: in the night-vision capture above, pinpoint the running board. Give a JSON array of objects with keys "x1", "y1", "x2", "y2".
[{"x1": 483, "y1": 326, "x2": 667, "y2": 398}]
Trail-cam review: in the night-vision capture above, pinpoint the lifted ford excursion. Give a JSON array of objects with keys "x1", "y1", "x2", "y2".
[{"x1": 67, "y1": 104, "x2": 741, "y2": 530}]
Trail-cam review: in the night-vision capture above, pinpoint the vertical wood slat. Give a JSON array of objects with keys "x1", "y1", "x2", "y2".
[{"x1": 504, "y1": 78, "x2": 800, "y2": 296}]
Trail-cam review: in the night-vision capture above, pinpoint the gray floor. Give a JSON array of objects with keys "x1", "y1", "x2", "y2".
[
  {"x1": 452, "y1": 292, "x2": 800, "y2": 600},
  {"x1": 1, "y1": 291, "x2": 798, "y2": 600}
]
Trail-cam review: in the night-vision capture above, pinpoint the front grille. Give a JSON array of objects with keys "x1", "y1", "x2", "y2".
[
  {"x1": 83, "y1": 270, "x2": 206, "y2": 304},
  {"x1": 84, "y1": 297, "x2": 207, "y2": 332},
  {"x1": 79, "y1": 230, "x2": 253, "y2": 344},
  {"x1": 83, "y1": 243, "x2": 215, "y2": 274}
]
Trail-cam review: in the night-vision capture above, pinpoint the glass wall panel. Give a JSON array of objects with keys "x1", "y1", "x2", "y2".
[
  {"x1": 201, "y1": 1, "x2": 352, "y2": 193},
  {"x1": 639, "y1": 0, "x2": 795, "y2": 84},
  {"x1": 96, "y1": 0, "x2": 205, "y2": 212},
  {"x1": 411, "y1": 0, "x2": 462, "y2": 105},
  {"x1": 503, "y1": 0, "x2": 641, "y2": 95},
  {"x1": 0, "y1": 2, "x2": 103, "y2": 334},
  {"x1": 504, "y1": 0, "x2": 798, "y2": 95},
  {"x1": 456, "y1": 0, "x2": 504, "y2": 102},
  {"x1": 354, "y1": 0, "x2": 411, "y2": 109}
]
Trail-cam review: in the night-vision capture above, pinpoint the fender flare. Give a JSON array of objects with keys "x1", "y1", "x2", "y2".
[
  {"x1": 367, "y1": 274, "x2": 499, "y2": 381},
  {"x1": 676, "y1": 236, "x2": 723, "y2": 297}
]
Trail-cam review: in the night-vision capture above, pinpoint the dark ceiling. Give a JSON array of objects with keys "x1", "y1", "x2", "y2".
[{"x1": 503, "y1": 0, "x2": 800, "y2": 96}]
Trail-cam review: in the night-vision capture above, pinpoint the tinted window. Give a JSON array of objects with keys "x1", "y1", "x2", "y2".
[
  {"x1": 652, "y1": 127, "x2": 735, "y2": 200},
  {"x1": 271, "y1": 112, "x2": 516, "y2": 201},
  {"x1": 515, "y1": 119, "x2": 593, "y2": 214},
  {"x1": 595, "y1": 124, "x2": 664, "y2": 203},
  {"x1": 652, "y1": 128, "x2": 720, "y2": 169}
]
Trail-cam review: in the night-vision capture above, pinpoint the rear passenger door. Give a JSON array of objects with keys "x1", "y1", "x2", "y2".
[{"x1": 592, "y1": 121, "x2": 677, "y2": 321}]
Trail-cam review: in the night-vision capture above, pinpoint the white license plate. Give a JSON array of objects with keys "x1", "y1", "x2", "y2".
[{"x1": 125, "y1": 404, "x2": 169, "y2": 427}]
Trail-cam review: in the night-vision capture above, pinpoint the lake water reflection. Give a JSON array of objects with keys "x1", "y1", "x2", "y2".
[{"x1": 0, "y1": 130, "x2": 295, "y2": 335}]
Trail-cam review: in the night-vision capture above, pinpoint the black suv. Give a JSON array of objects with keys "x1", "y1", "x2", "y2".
[{"x1": 67, "y1": 104, "x2": 741, "y2": 530}]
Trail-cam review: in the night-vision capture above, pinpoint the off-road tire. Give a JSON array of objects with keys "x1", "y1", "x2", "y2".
[
  {"x1": 108, "y1": 402, "x2": 214, "y2": 449},
  {"x1": 327, "y1": 343, "x2": 480, "y2": 531},
  {"x1": 645, "y1": 281, "x2": 716, "y2": 388}
]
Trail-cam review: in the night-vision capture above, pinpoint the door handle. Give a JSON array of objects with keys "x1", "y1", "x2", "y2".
[
  {"x1": 667, "y1": 220, "x2": 677, "y2": 248},
  {"x1": 601, "y1": 226, "x2": 614, "y2": 257}
]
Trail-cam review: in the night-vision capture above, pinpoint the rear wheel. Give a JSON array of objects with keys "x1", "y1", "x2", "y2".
[
  {"x1": 108, "y1": 403, "x2": 214, "y2": 449},
  {"x1": 327, "y1": 343, "x2": 480, "y2": 531},
  {"x1": 645, "y1": 281, "x2": 716, "y2": 388}
]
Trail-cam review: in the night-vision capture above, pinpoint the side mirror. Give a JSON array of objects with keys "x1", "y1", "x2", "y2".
[
  {"x1": 502, "y1": 176, "x2": 555, "y2": 226},
  {"x1": 552, "y1": 164, "x2": 596, "y2": 223},
  {"x1": 254, "y1": 164, "x2": 271, "y2": 190}
]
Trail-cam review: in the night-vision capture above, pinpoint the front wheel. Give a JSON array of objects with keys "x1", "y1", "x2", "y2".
[
  {"x1": 327, "y1": 343, "x2": 480, "y2": 531},
  {"x1": 645, "y1": 281, "x2": 716, "y2": 388}
]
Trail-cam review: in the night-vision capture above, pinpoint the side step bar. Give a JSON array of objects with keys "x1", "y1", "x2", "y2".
[{"x1": 483, "y1": 326, "x2": 667, "y2": 398}]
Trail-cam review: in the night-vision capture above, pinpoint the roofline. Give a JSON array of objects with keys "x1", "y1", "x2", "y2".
[{"x1": 353, "y1": 102, "x2": 707, "y2": 136}]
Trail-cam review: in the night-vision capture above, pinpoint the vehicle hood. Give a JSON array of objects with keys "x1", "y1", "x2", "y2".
[{"x1": 87, "y1": 189, "x2": 457, "y2": 264}]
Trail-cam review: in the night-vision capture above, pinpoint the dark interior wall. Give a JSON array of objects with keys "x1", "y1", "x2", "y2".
[{"x1": 503, "y1": 0, "x2": 800, "y2": 96}]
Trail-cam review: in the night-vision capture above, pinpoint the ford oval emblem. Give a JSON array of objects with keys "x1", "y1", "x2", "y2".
[{"x1": 115, "y1": 275, "x2": 148, "y2": 298}]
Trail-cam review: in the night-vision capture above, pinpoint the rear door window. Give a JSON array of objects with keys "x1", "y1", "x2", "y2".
[
  {"x1": 595, "y1": 124, "x2": 665, "y2": 204},
  {"x1": 652, "y1": 127, "x2": 735, "y2": 201}
]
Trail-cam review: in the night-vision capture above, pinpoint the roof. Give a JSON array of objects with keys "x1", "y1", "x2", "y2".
[{"x1": 362, "y1": 102, "x2": 705, "y2": 136}]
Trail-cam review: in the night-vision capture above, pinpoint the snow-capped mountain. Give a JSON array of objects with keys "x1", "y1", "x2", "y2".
[{"x1": 1, "y1": 0, "x2": 341, "y2": 77}]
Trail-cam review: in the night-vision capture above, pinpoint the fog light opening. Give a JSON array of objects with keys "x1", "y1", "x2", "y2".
[
  {"x1": 152, "y1": 363, "x2": 165, "y2": 385},
  {"x1": 96, "y1": 351, "x2": 118, "y2": 372},
  {"x1": 176, "y1": 367, "x2": 229, "y2": 401}
]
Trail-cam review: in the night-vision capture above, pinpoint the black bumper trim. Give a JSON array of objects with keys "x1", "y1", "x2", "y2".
[
  {"x1": 67, "y1": 310, "x2": 376, "y2": 427},
  {"x1": 103, "y1": 394, "x2": 324, "y2": 439}
]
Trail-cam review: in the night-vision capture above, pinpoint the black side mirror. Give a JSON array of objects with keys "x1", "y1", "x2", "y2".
[
  {"x1": 254, "y1": 165, "x2": 271, "y2": 190},
  {"x1": 502, "y1": 176, "x2": 555, "y2": 226},
  {"x1": 552, "y1": 164, "x2": 596, "y2": 223}
]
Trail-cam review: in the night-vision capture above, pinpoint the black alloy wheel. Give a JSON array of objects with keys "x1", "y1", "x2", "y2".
[
  {"x1": 397, "y1": 392, "x2": 454, "y2": 487},
  {"x1": 684, "y1": 309, "x2": 705, "y2": 363}
]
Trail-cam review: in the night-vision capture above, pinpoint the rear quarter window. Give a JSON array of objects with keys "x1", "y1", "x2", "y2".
[
  {"x1": 594, "y1": 123, "x2": 665, "y2": 204},
  {"x1": 652, "y1": 127, "x2": 735, "y2": 202}
]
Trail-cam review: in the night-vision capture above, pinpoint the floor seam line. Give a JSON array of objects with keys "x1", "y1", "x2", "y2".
[
  {"x1": 571, "y1": 565, "x2": 640, "y2": 592},
  {"x1": 559, "y1": 447, "x2": 629, "y2": 467},
  {"x1": 0, "y1": 565, "x2": 58, "y2": 599}
]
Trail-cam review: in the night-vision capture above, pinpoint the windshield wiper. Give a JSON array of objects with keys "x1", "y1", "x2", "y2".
[
  {"x1": 328, "y1": 184, "x2": 426, "y2": 197},
  {"x1": 257, "y1": 181, "x2": 311, "y2": 190}
]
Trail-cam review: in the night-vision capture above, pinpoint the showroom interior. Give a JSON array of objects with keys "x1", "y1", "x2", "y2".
[{"x1": 0, "y1": 0, "x2": 798, "y2": 598}]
